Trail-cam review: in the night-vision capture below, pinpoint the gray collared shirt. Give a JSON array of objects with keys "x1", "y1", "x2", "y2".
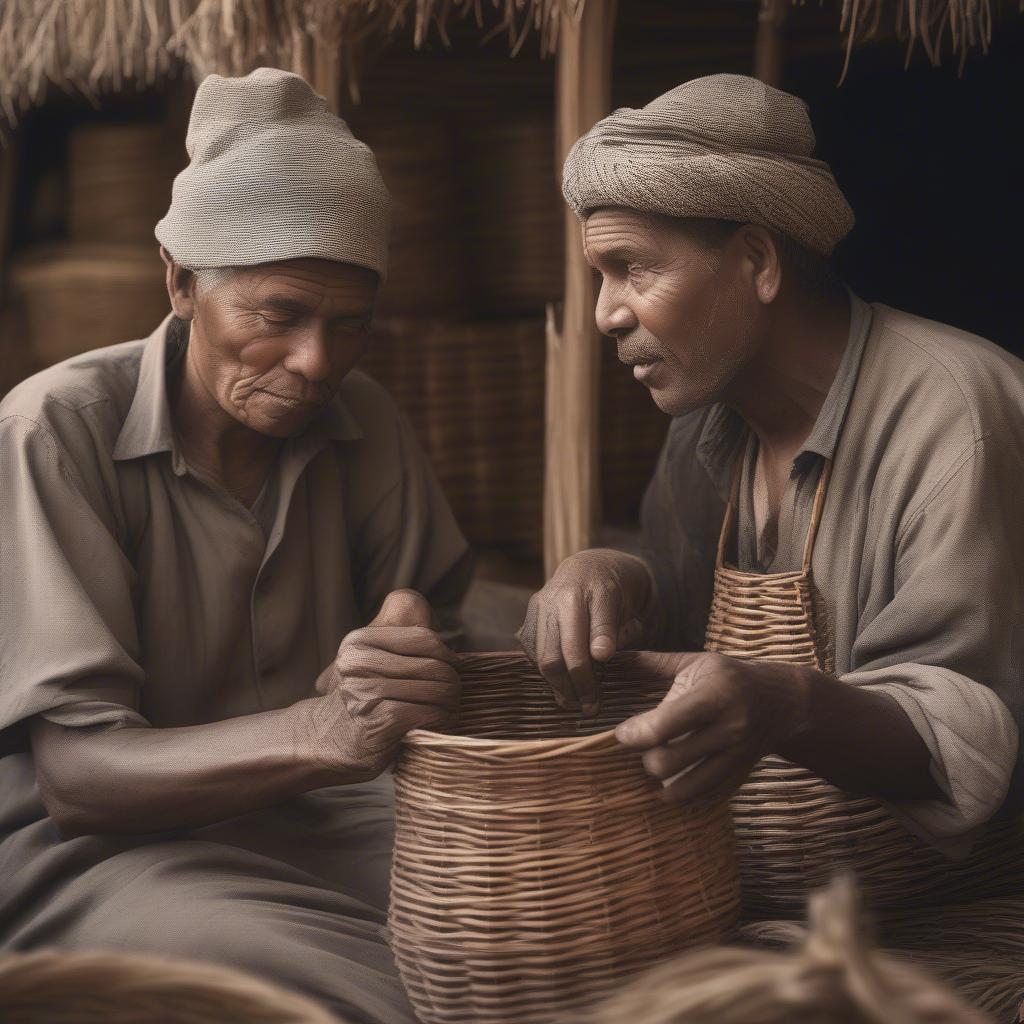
[
  {"x1": 0, "y1": 313, "x2": 470, "y2": 759},
  {"x1": 640, "y1": 294, "x2": 1022, "y2": 855}
]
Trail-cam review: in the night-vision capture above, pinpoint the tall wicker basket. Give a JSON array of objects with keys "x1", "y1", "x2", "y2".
[{"x1": 389, "y1": 652, "x2": 740, "y2": 1024}]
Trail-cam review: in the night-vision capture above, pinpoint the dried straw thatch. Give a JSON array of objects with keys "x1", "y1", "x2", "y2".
[
  {"x1": 0, "y1": 0, "x2": 1014, "y2": 123},
  {"x1": 0, "y1": 0, "x2": 583, "y2": 122},
  {"x1": 837, "y1": 0, "x2": 1006, "y2": 79}
]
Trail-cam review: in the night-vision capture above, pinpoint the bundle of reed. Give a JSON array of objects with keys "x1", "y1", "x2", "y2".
[
  {"x1": 10, "y1": 244, "x2": 168, "y2": 367},
  {"x1": 0, "y1": 950, "x2": 340, "y2": 1024},
  {"x1": 68, "y1": 123, "x2": 182, "y2": 245},
  {"x1": 463, "y1": 115, "x2": 564, "y2": 315},
  {"x1": 357, "y1": 119, "x2": 465, "y2": 317},
  {"x1": 361, "y1": 317, "x2": 545, "y2": 556},
  {"x1": 586, "y1": 875, "x2": 992, "y2": 1024},
  {"x1": 389, "y1": 651, "x2": 740, "y2": 1024}
]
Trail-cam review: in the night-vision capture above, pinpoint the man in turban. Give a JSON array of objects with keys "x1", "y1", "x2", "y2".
[
  {"x1": 0, "y1": 69, "x2": 470, "y2": 1023},
  {"x1": 520, "y1": 74, "x2": 1024, "y2": 1013}
]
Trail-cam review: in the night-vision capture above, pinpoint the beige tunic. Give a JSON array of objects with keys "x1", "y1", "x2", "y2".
[
  {"x1": 0, "y1": 316, "x2": 471, "y2": 1023},
  {"x1": 640, "y1": 295, "x2": 1022, "y2": 856}
]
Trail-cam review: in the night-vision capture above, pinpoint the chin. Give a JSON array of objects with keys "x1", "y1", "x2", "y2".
[
  {"x1": 648, "y1": 387, "x2": 716, "y2": 418},
  {"x1": 250, "y1": 412, "x2": 316, "y2": 439}
]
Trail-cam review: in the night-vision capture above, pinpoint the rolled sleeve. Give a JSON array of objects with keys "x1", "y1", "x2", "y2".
[
  {"x1": 843, "y1": 438, "x2": 1022, "y2": 855},
  {"x1": 0, "y1": 414, "x2": 148, "y2": 740}
]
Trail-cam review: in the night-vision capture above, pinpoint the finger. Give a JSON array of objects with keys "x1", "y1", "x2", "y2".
[
  {"x1": 344, "y1": 625, "x2": 460, "y2": 665},
  {"x1": 537, "y1": 608, "x2": 578, "y2": 710},
  {"x1": 516, "y1": 594, "x2": 541, "y2": 664},
  {"x1": 339, "y1": 649, "x2": 461, "y2": 685},
  {"x1": 558, "y1": 599, "x2": 600, "y2": 715},
  {"x1": 372, "y1": 589, "x2": 433, "y2": 629},
  {"x1": 346, "y1": 675, "x2": 461, "y2": 713},
  {"x1": 587, "y1": 586, "x2": 619, "y2": 664},
  {"x1": 614, "y1": 666, "x2": 720, "y2": 749},
  {"x1": 661, "y1": 749, "x2": 753, "y2": 805},
  {"x1": 379, "y1": 698, "x2": 455, "y2": 737},
  {"x1": 616, "y1": 615, "x2": 645, "y2": 650},
  {"x1": 639, "y1": 726, "x2": 732, "y2": 780},
  {"x1": 613, "y1": 650, "x2": 705, "y2": 682}
]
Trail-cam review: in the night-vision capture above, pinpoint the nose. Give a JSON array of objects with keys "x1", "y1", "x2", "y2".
[
  {"x1": 594, "y1": 278, "x2": 638, "y2": 339},
  {"x1": 282, "y1": 325, "x2": 332, "y2": 383}
]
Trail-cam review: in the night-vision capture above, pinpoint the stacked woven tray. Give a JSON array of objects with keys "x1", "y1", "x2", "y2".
[
  {"x1": 389, "y1": 652, "x2": 740, "y2": 1024},
  {"x1": 12, "y1": 121, "x2": 179, "y2": 368}
]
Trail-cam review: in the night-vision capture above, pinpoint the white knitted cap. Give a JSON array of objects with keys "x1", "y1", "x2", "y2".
[
  {"x1": 155, "y1": 67, "x2": 391, "y2": 278},
  {"x1": 562, "y1": 74, "x2": 854, "y2": 257}
]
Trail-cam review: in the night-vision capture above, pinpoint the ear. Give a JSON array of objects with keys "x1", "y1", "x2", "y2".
[
  {"x1": 160, "y1": 245, "x2": 199, "y2": 321},
  {"x1": 735, "y1": 226, "x2": 782, "y2": 306}
]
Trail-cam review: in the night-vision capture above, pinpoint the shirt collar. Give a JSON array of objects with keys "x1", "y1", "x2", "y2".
[
  {"x1": 695, "y1": 291, "x2": 873, "y2": 499},
  {"x1": 113, "y1": 316, "x2": 364, "y2": 468}
]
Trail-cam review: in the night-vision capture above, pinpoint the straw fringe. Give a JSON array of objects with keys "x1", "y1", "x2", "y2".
[
  {"x1": 839, "y1": 0, "x2": 1005, "y2": 80},
  {"x1": 0, "y1": 0, "x2": 581, "y2": 123}
]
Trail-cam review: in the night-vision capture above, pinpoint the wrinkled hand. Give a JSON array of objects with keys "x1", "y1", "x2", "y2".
[
  {"x1": 615, "y1": 652, "x2": 810, "y2": 804},
  {"x1": 303, "y1": 589, "x2": 461, "y2": 781},
  {"x1": 516, "y1": 549, "x2": 654, "y2": 715}
]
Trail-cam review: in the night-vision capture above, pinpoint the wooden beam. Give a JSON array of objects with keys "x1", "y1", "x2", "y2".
[
  {"x1": 544, "y1": 0, "x2": 617, "y2": 578},
  {"x1": 754, "y1": 0, "x2": 789, "y2": 86}
]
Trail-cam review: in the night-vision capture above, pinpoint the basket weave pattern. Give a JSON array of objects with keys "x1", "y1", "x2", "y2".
[
  {"x1": 389, "y1": 653, "x2": 740, "y2": 1024},
  {"x1": 708, "y1": 459, "x2": 1022, "y2": 917}
]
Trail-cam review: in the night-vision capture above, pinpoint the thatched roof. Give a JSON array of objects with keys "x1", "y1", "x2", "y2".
[
  {"x1": 0, "y1": 0, "x2": 1009, "y2": 122},
  {"x1": 0, "y1": 0, "x2": 579, "y2": 121}
]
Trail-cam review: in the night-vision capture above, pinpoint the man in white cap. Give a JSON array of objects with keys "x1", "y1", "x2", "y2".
[
  {"x1": 520, "y1": 74, "x2": 1024, "y2": 1013},
  {"x1": 0, "y1": 69, "x2": 470, "y2": 1023}
]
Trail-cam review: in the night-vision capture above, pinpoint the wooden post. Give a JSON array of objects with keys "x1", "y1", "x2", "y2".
[
  {"x1": 754, "y1": 0, "x2": 789, "y2": 86},
  {"x1": 544, "y1": 0, "x2": 617, "y2": 578},
  {"x1": 312, "y1": 38, "x2": 342, "y2": 114}
]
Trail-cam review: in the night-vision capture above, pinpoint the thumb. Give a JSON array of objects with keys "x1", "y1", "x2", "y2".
[
  {"x1": 372, "y1": 589, "x2": 433, "y2": 629},
  {"x1": 613, "y1": 650, "x2": 705, "y2": 681}
]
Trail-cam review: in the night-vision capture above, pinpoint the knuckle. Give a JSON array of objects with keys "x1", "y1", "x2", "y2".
[{"x1": 539, "y1": 656, "x2": 564, "y2": 678}]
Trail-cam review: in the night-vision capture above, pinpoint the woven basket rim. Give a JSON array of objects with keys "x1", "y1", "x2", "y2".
[
  {"x1": 402, "y1": 650, "x2": 663, "y2": 759},
  {"x1": 402, "y1": 726, "x2": 621, "y2": 758}
]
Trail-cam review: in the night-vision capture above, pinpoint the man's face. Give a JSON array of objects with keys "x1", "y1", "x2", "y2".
[
  {"x1": 186, "y1": 259, "x2": 378, "y2": 438},
  {"x1": 583, "y1": 209, "x2": 765, "y2": 416}
]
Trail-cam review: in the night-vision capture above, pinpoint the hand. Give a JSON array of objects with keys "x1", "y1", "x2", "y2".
[
  {"x1": 615, "y1": 652, "x2": 810, "y2": 804},
  {"x1": 302, "y1": 589, "x2": 461, "y2": 781},
  {"x1": 516, "y1": 549, "x2": 654, "y2": 715}
]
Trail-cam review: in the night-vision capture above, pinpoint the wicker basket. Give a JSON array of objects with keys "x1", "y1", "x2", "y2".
[
  {"x1": 389, "y1": 652, "x2": 740, "y2": 1024},
  {"x1": 68, "y1": 123, "x2": 181, "y2": 245},
  {"x1": 10, "y1": 243, "x2": 169, "y2": 367}
]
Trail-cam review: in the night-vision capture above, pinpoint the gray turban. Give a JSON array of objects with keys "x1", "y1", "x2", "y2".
[
  {"x1": 155, "y1": 67, "x2": 390, "y2": 277},
  {"x1": 562, "y1": 74, "x2": 854, "y2": 257}
]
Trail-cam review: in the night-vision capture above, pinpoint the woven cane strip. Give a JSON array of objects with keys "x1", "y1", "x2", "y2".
[{"x1": 389, "y1": 653, "x2": 740, "y2": 1024}]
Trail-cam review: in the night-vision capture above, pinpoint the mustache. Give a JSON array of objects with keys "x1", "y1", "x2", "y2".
[{"x1": 616, "y1": 327, "x2": 672, "y2": 367}]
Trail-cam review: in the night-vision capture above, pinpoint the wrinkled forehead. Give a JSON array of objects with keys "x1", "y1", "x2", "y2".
[
  {"x1": 581, "y1": 207, "x2": 672, "y2": 266},
  {"x1": 216, "y1": 260, "x2": 380, "y2": 315}
]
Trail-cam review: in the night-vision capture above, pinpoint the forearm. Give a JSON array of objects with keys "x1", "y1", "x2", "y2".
[
  {"x1": 777, "y1": 665, "x2": 943, "y2": 801},
  {"x1": 31, "y1": 697, "x2": 340, "y2": 837}
]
